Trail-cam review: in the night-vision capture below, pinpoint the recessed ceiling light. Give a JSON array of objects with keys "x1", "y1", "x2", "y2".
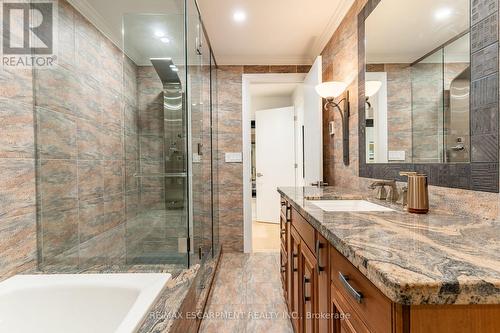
[
  {"x1": 171, "y1": 67, "x2": 179, "y2": 72},
  {"x1": 160, "y1": 37, "x2": 170, "y2": 44},
  {"x1": 154, "y1": 30, "x2": 165, "y2": 38},
  {"x1": 435, "y1": 7, "x2": 452, "y2": 20},
  {"x1": 233, "y1": 10, "x2": 247, "y2": 23},
  {"x1": 169, "y1": 64, "x2": 176, "y2": 68}
]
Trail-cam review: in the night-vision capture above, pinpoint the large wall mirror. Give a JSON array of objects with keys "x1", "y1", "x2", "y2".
[{"x1": 358, "y1": 0, "x2": 499, "y2": 192}]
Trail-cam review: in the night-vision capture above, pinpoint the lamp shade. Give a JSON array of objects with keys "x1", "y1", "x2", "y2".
[
  {"x1": 365, "y1": 81, "x2": 382, "y2": 98},
  {"x1": 315, "y1": 81, "x2": 347, "y2": 99}
]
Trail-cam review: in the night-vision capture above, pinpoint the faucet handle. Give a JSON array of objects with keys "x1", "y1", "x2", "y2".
[
  {"x1": 400, "y1": 186, "x2": 408, "y2": 206},
  {"x1": 375, "y1": 185, "x2": 388, "y2": 200}
]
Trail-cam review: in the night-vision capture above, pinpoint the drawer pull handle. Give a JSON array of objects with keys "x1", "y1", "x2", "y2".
[
  {"x1": 315, "y1": 239, "x2": 325, "y2": 274},
  {"x1": 339, "y1": 272, "x2": 363, "y2": 303},
  {"x1": 303, "y1": 276, "x2": 311, "y2": 303},
  {"x1": 292, "y1": 252, "x2": 298, "y2": 272},
  {"x1": 281, "y1": 229, "x2": 286, "y2": 236}
]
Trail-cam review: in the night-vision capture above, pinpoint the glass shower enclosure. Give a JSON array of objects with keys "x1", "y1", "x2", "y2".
[{"x1": 36, "y1": 0, "x2": 219, "y2": 272}]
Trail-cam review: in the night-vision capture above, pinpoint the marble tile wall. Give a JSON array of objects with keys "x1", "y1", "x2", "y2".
[
  {"x1": 0, "y1": 4, "x2": 37, "y2": 281},
  {"x1": 216, "y1": 65, "x2": 311, "y2": 252},
  {"x1": 0, "y1": 75, "x2": 36, "y2": 279},
  {"x1": 217, "y1": 66, "x2": 244, "y2": 253},
  {"x1": 321, "y1": 0, "x2": 500, "y2": 219},
  {"x1": 35, "y1": 0, "x2": 132, "y2": 269}
]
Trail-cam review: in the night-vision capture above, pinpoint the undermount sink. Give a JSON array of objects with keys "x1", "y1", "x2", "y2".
[{"x1": 308, "y1": 200, "x2": 394, "y2": 212}]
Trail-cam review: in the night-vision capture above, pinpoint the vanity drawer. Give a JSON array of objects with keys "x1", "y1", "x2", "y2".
[
  {"x1": 291, "y1": 208, "x2": 315, "y2": 253},
  {"x1": 330, "y1": 247, "x2": 392, "y2": 333}
]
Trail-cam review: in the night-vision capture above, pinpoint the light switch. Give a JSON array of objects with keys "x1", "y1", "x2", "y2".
[
  {"x1": 225, "y1": 152, "x2": 242, "y2": 163},
  {"x1": 388, "y1": 151, "x2": 405, "y2": 161},
  {"x1": 329, "y1": 121, "x2": 335, "y2": 135}
]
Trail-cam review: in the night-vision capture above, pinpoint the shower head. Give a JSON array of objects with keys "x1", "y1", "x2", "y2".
[{"x1": 150, "y1": 58, "x2": 181, "y2": 85}]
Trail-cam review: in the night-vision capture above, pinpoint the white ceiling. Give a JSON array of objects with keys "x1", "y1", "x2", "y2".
[
  {"x1": 366, "y1": 0, "x2": 469, "y2": 64},
  {"x1": 197, "y1": 0, "x2": 354, "y2": 65},
  {"x1": 70, "y1": 0, "x2": 354, "y2": 66}
]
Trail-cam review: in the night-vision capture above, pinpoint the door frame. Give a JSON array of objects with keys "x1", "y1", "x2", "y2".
[{"x1": 242, "y1": 73, "x2": 306, "y2": 253}]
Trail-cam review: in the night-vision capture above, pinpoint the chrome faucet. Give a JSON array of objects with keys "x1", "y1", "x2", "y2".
[{"x1": 369, "y1": 180, "x2": 399, "y2": 202}]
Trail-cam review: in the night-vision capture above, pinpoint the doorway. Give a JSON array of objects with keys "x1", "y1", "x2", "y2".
[{"x1": 243, "y1": 60, "x2": 323, "y2": 252}]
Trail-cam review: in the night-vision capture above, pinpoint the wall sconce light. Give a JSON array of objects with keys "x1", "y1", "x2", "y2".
[
  {"x1": 365, "y1": 81, "x2": 382, "y2": 108},
  {"x1": 315, "y1": 81, "x2": 350, "y2": 166}
]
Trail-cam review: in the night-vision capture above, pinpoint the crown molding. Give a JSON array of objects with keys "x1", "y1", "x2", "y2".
[
  {"x1": 216, "y1": 55, "x2": 313, "y2": 66},
  {"x1": 310, "y1": 0, "x2": 355, "y2": 57}
]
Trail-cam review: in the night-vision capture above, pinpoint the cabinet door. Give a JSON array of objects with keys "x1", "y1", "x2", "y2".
[
  {"x1": 290, "y1": 227, "x2": 301, "y2": 332},
  {"x1": 301, "y1": 242, "x2": 318, "y2": 333},
  {"x1": 316, "y1": 233, "x2": 330, "y2": 333}
]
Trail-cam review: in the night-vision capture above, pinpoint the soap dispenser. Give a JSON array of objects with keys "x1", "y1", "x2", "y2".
[{"x1": 399, "y1": 172, "x2": 429, "y2": 214}]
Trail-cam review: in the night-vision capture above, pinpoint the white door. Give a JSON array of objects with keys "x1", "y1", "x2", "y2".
[
  {"x1": 303, "y1": 56, "x2": 323, "y2": 184},
  {"x1": 255, "y1": 107, "x2": 295, "y2": 223}
]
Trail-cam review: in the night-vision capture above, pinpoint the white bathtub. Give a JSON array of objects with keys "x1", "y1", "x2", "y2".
[{"x1": 0, "y1": 273, "x2": 171, "y2": 333}]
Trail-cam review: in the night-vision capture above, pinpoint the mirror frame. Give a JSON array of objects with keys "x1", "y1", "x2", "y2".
[{"x1": 358, "y1": 0, "x2": 499, "y2": 193}]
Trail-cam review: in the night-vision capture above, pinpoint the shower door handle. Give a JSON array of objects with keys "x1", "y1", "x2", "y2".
[{"x1": 451, "y1": 144, "x2": 465, "y2": 151}]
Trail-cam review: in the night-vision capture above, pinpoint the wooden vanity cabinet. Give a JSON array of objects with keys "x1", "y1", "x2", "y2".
[
  {"x1": 280, "y1": 199, "x2": 395, "y2": 333},
  {"x1": 280, "y1": 196, "x2": 500, "y2": 333},
  {"x1": 281, "y1": 199, "x2": 331, "y2": 333}
]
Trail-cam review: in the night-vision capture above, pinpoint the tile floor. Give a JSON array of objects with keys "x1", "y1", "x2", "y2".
[{"x1": 199, "y1": 252, "x2": 293, "y2": 333}]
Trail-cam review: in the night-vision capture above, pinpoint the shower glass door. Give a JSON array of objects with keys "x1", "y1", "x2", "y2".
[
  {"x1": 187, "y1": 0, "x2": 214, "y2": 266},
  {"x1": 123, "y1": 10, "x2": 189, "y2": 266}
]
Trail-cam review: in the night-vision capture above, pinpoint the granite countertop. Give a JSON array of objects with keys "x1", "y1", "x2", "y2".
[{"x1": 278, "y1": 186, "x2": 500, "y2": 305}]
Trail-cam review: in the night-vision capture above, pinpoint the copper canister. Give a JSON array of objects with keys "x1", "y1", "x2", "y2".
[{"x1": 400, "y1": 172, "x2": 429, "y2": 214}]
